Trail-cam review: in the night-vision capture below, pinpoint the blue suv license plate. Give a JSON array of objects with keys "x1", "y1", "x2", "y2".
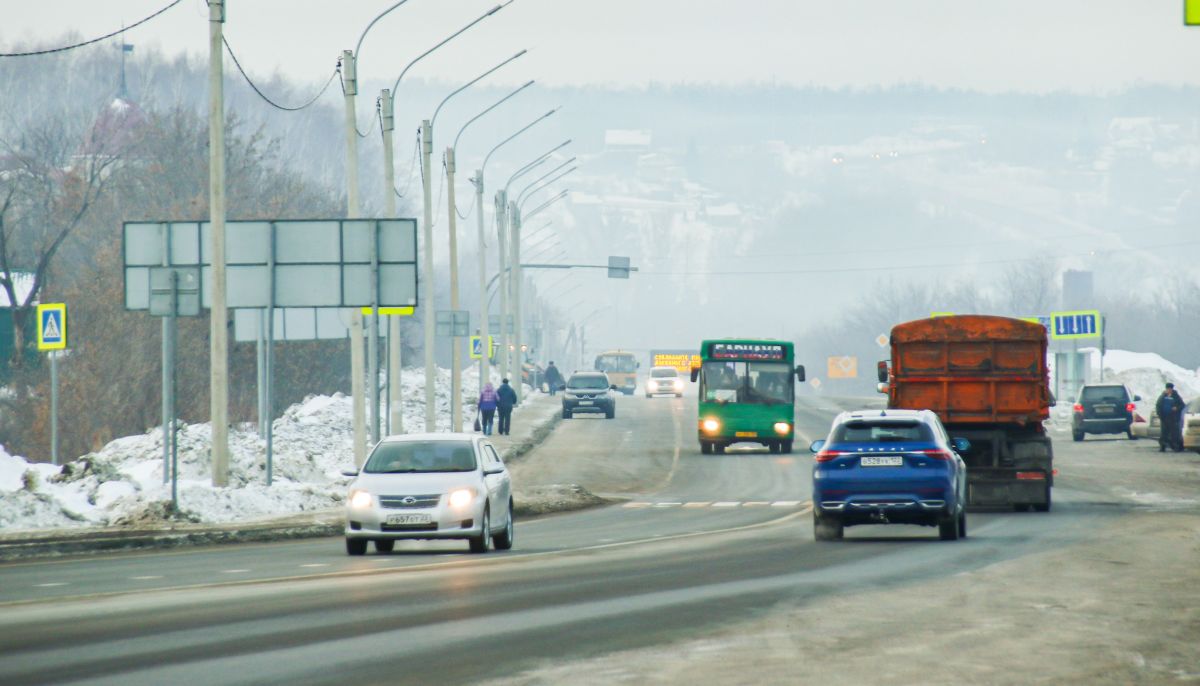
[{"x1": 860, "y1": 455, "x2": 903, "y2": 467}]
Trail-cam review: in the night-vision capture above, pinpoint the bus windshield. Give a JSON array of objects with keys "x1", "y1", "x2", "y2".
[
  {"x1": 701, "y1": 361, "x2": 792, "y2": 405},
  {"x1": 596, "y1": 354, "x2": 637, "y2": 373}
]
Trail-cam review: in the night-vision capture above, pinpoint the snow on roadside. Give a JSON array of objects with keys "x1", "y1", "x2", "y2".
[
  {"x1": 0, "y1": 365, "x2": 540, "y2": 531},
  {"x1": 1082, "y1": 347, "x2": 1200, "y2": 401}
]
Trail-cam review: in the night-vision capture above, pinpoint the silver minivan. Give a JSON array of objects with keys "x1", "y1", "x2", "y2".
[{"x1": 343, "y1": 433, "x2": 514, "y2": 555}]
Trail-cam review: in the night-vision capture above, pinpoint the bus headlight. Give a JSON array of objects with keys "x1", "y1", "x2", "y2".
[
  {"x1": 701, "y1": 418, "x2": 720, "y2": 434},
  {"x1": 774, "y1": 422, "x2": 791, "y2": 435}
]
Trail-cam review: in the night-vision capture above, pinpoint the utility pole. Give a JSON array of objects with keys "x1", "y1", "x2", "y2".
[
  {"x1": 421, "y1": 120, "x2": 436, "y2": 431},
  {"x1": 474, "y1": 169, "x2": 490, "y2": 393},
  {"x1": 381, "y1": 89, "x2": 403, "y2": 435},
  {"x1": 341, "y1": 49, "x2": 367, "y2": 464},
  {"x1": 208, "y1": 0, "x2": 229, "y2": 486},
  {"x1": 495, "y1": 190, "x2": 509, "y2": 381},
  {"x1": 445, "y1": 146, "x2": 462, "y2": 430},
  {"x1": 509, "y1": 200, "x2": 522, "y2": 403}
]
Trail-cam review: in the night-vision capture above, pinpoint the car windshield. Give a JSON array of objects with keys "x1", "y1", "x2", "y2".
[
  {"x1": 569, "y1": 375, "x2": 609, "y2": 390},
  {"x1": 596, "y1": 354, "x2": 637, "y2": 372},
  {"x1": 651, "y1": 368, "x2": 677, "y2": 378},
  {"x1": 1081, "y1": 387, "x2": 1128, "y2": 403},
  {"x1": 363, "y1": 440, "x2": 477, "y2": 473},
  {"x1": 831, "y1": 420, "x2": 933, "y2": 443},
  {"x1": 701, "y1": 361, "x2": 792, "y2": 405}
]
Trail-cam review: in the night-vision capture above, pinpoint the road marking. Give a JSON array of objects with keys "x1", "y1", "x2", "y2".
[
  {"x1": 221, "y1": 569, "x2": 250, "y2": 574},
  {"x1": 653, "y1": 502, "x2": 682, "y2": 508},
  {"x1": 300, "y1": 563, "x2": 330, "y2": 568},
  {"x1": 129, "y1": 575, "x2": 163, "y2": 580},
  {"x1": 743, "y1": 501, "x2": 769, "y2": 507},
  {"x1": 771, "y1": 501, "x2": 801, "y2": 507},
  {"x1": 712, "y1": 501, "x2": 740, "y2": 507},
  {"x1": 34, "y1": 582, "x2": 68, "y2": 588},
  {"x1": 623, "y1": 502, "x2": 652, "y2": 508},
  {"x1": 682, "y1": 502, "x2": 711, "y2": 508}
]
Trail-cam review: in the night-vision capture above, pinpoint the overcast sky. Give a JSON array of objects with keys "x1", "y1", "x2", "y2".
[{"x1": 5, "y1": 0, "x2": 1200, "y2": 92}]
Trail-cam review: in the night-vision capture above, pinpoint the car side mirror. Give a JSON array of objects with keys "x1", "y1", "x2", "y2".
[
  {"x1": 690, "y1": 367, "x2": 700, "y2": 382},
  {"x1": 484, "y1": 465, "x2": 505, "y2": 476},
  {"x1": 877, "y1": 360, "x2": 888, "y2": 383},
  {"x1": 610, "y1": 385, "x2": 618, "y2": 391},
  {"x1": 809, "y1": 439, "x2": 826, "y2": 453},
  {"x1": 340, "y1": 469, "x2": 359, "y2": 477},
  {"x1": 952, "y1": 437, "x2": 971, "y2": 453},
  {"x1": 794, "y1": 365, "x2": 806, "y2": 382},
  {"x1": 1134, "y1": 394, "x2": 1142, "y2": 402}
]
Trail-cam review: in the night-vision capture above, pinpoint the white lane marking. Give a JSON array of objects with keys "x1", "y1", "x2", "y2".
[
  {"x1": 623, "y1": 502, "x2": 652, "y2": 508},
  {"x1": 221, "y1": 569, "x2": 250, "y2": 574},
  {"x1": 653, "y1": 502, "x2": 682, "y2": 508},
  {"x1": 300, "y1": 563, "x2": 330, "y2": 568},
  {"x1": 130, "y1": 575, "x2": 164, "y2": 580},
  {"x1": 711, "y1": 501, "x2": 741, "y2": 508},
  {"x1": 34, "y1": 582, "x2": 68, "y2": 588},
  {"x1": 682, "y1": 502, "x2": 711, "y2": 508},
  {"x1": 743, "y1": 501, "x2": 769, "y2": 507},
  {"x1": 771, "y1": 501, "x2": 802, "y2": 507}
]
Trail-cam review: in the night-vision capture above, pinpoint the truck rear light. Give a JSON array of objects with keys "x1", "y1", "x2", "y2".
[
  {"x1": 913, "y1": 449, "x2": 952, "y2": 460},
  {"x1": 1016, "y1": 471, "x2": 1045, "y2": 480},
  {"x1": 1125, "y1": 402, "x2": 1136, "y2": 412},
  {"x1": 815, "y1": 450, "x2": 849, "y2": 463},
  {"x1": 1073, "y1": 403, "x2": 1084, "y2": 413}
]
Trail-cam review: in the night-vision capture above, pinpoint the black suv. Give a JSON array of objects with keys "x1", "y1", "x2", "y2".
[
  {"x1": 1072, "y1": 383, "x2": 1140, "y2": 441},
  {"x1": 562, "y1": 372, "x2": 616, "y2": 419}
]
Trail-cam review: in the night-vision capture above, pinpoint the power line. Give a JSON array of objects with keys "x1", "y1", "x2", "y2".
[
  {"x1": 223, "y1": 37, "x2": 337, "y2": 112},
  {"x1": 0, "y1": 0, "x2": 185, "y2": 57},
  {"x1": 393, "y1": 129, "x2": 421, "y2": 200}
]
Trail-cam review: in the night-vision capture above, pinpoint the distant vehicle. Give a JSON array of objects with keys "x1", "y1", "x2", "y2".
[
  {"x1": 1072, "y1": 384, "x2": 1140, "y2": 441},
  {"x1": 562, "y1": 371, "x2": 617, "y2": 419},
  {"x1": 879, "y1": 315, "x2": 1053, "y2": 511},
  {"x1": 521, "y1": 362, "x2": 544, "y2": 391},
  {"x1": 810, "y1": 409, "x2": 969, "y2": 541},
  {"x1": 691, "y1": 339, "x2": 806, "y2": 454},
  {"x1": 343, "y1": 434, "x2": 513, "y2": 555},
  {"x1": 594, "y1": 350, "x2": 639, "y2": 395},
  {"x1": 645, "y1": 366, "x2": 683, "y2": 397}
]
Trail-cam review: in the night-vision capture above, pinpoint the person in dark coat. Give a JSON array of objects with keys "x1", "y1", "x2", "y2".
[
  {"x1": 496, "y1": 378, "x2": 518, "y2": 436},
  {"x1": 1156, "y1": 383, "x2": 1186, "y2": 452},
  {"x1": 543, "y1": 361, "x2": 564, "y2": 396},
  {"x1": 478, "y1": 383, "x2": 499, "y2": 436}
]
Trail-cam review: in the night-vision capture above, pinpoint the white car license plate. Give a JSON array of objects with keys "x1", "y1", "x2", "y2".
[
  {"x1": 578, "y1": 400, "x2": 593, "y2": 406},
  {"x1": 860, "y1": 455, "x2": 903, "y2": 467},
  {"x1": 386, "y1": 513, "x2": 431, "y2": 525}
]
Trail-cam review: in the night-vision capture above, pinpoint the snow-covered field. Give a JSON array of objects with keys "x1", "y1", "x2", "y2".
[{"x1": 0, "y1": 366, "x2": 535, "y2": 531}]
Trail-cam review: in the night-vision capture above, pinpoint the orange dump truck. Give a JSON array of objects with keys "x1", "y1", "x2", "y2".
[{"x1": 878, "y1": 315, "x2": 1054, "y2": 510}]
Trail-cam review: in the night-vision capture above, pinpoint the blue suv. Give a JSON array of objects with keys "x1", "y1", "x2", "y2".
[{"x1": 810, "y1": 409, "x2": 968, "y2": 541}]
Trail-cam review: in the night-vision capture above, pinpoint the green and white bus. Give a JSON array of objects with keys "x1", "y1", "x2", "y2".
[{"x1": 690, "y1": 339, "x2": 806, "y2": 454}]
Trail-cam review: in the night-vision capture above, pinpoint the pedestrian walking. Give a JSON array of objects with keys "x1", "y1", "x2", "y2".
[
  {"x1": 497, "y1": 378, "x2": 518, "y2": 436},
  {"x1": 544, "y1": 361, "x2": 564, "y2": 396},
  {"x1": 1155, "y1": 383, "x2": 1186, "y2": 452},
  {"x1": 478, "y1": 382, "x2": 499, "y2": 436}
]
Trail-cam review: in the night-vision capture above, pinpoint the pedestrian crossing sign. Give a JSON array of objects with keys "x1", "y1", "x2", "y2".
[
  {"x1": 37, "y1": 303, "x2": 67, "y2": 351},
  {"x1": 1188, "y1": 0, "x2": 1200, "y2": 26},
  {"x1": 470, "y1": 335, "x2": 494, "y2": 360}
]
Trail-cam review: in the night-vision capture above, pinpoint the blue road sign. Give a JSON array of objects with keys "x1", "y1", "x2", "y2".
[
  {"x1": 470, "y1": 335, "x2": 494, "y2": 360},
  {"x1": 37, "y1": 303, "x2": 67, "y2": 351},
  {"x1": 1050, "y1": 310, "x2": 1101, "y2": 340}
]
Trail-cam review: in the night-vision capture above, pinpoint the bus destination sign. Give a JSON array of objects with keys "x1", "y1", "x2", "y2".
[{"x1": 710, "y1": 343, "x2": 786, "y2": 361}]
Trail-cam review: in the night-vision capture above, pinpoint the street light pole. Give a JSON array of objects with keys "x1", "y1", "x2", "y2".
[
  {"x1": 208, "y1": 0, "x2": 229, "y2": 486},
  {"x1": 340, "y1": 48, "x2": 368, "y2": 464},
  {"x1": 381, "y1": 89, "x2": 404, "y2": 436}
]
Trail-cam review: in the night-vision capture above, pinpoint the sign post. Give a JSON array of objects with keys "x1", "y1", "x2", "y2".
[{"x1": 36, "y1": 303, "x2": 67, "y2": 466}]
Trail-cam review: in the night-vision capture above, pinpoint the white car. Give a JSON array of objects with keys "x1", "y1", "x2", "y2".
[
  {"x1": 343, "y1": 433, "x2": 514, "y2": 555},
  {"x1": 645, "y1": 366, "x2": 684, "y2": 397}
]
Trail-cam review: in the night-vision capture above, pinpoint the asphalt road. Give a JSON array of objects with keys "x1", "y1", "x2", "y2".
[{"x1": 0, "y1": 392, "x2": 1159, "y2": 685}]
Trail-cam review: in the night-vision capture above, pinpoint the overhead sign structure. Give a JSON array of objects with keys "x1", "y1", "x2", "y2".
[
  {"x1": 470, "y1": 335, "x2": 495, "y2": 360},
  {"x1": 36, "y1": 303, "x2": 67, "y2": 351},
  {"x1": 1050, "y1": 310, "x2": 1101, "y2": 340},
  {"x1": 123, "y1": 219, "x2": 418, "y2": 311},
  {"x1": 827, "y1": 356, "x2": 858, "y2": 379},
  {"x1": 436, "y1": 310, "x2": 470, "y2": 338},
  {"x1": 607, "y1": 255, "x2": 631, "y2": 279}
]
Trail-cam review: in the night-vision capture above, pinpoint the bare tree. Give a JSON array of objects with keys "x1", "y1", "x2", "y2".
[{"x1": 997, "y1": 257, "x2": 1058, "y2": 316}]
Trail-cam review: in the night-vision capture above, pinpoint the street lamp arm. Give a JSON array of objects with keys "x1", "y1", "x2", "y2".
[
  {"x1": 390, "y1": 3, "x2": 506, "y2": 96},
  {"x1": 524, "y1": 189, "x2": 569, "y2": 221},
  {"x1": 354, "y1": 0, "x2": 416, "y2": 62},
  {"x1": 519, "y1": 168, "x2": 576, "y2": 212},
  {"x1": 432, "y1": 51, "x2": 528, "y2": 129},
  {"x1": 454, "y1": 80, "x2": 536, "y2": 161},
  {"x1": 504, "y1": 139, "x2": 571, "y2": 192},
  {"x1": 482, "y1": 108, "x2": 561, "y2": 174},
  {"x1": 516, "y1": 159, "x2": 576, "y2": 207}
]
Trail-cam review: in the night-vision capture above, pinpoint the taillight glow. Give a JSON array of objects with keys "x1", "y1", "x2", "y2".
[
  {"x1": 1073, "y1": 403, "x2": 1084, "y2": 413},
  {"x1": 1125, "y1": 402, "x2": 1136, "y2": 412},
  {"x1": 912, "y1": 449, "x2": 952, "y2": 460},
  {"x1": 1016, "y1": 471, "x2": 1046, "y2": 480},
  {"x1": 815, "y1": 450, "x2": 849, "y2": 463}
]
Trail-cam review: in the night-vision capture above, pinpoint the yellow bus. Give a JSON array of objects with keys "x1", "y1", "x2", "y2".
[{"x1": 594, "y1": 349, "x2": 639, "y2": 395}]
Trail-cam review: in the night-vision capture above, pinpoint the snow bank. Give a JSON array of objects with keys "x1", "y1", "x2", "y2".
[
  {"x1": 1083, "y1": 348, "x2": 1200, "y2": 401},
  {"x1": 0, "y1": 365, "x2": 540, "y2": 532}
]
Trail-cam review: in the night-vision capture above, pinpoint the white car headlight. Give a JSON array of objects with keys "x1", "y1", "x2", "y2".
[
  {"x1": 349, "y1": 489, "x2": 373, "y2": 509},
  {"x1": 448, "y1": 488, "x2": 475, "y2": 509}
]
